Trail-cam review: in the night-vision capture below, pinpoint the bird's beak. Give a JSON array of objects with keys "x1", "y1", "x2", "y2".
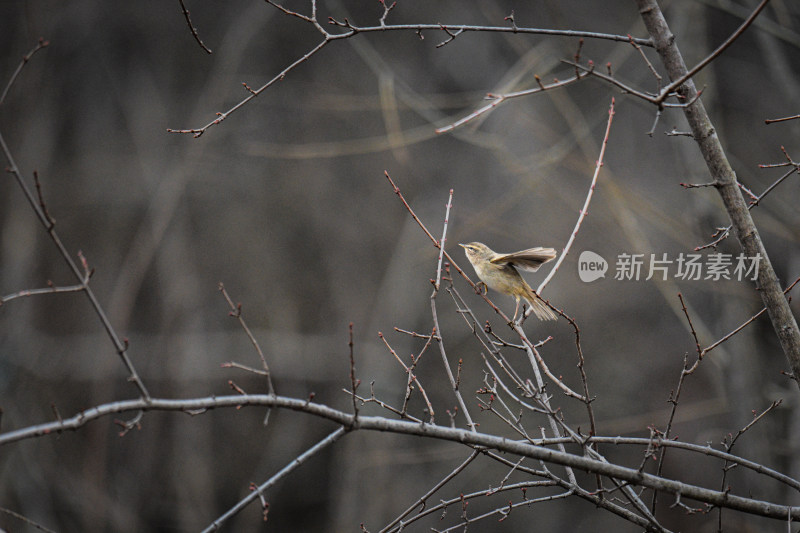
[{"x1": 458, "y1": 243, "x2": 467, "y2": 248}]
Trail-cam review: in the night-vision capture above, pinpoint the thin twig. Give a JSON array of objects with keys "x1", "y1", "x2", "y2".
[
  {"x1": 348, "y1": 322, "x2": 360, "y2": 419},
  {"x1": 435, "y1": 189, "x2": 453, "y2": 289},
  {"x1": 651, "y1": 293, "x2": 704, "y2": 514},
  {"x1": 218, "y1": 283, "x2": 276, "y2": 424},
  {"x1": 429, "y1": 204, "x2": 476, "y2": 432},
  {"x1": 168, "y1": 39, "x2": 332, "y2": 137},
  {"x1": 177, "y1": 0, "x2": 213, "y2": 54},
  {"x1": 537, "y1": 97, "x2": 615, "y2": 294},
  {"x1": 717, "y1": 400, "x2": 783, "y2": 530},
  {"x1": 678, "y1": 293, "x2": 703, "y2": 361},
  {"x1": 378, "y1": 331, "x2": 435, "y2": 421},
  {"x1": 0, "y1": 38, "x2": 49, "y2": 107},
  {"x1": 1, "y1": 283, "x2": 87, "y2": 305},
  {"x1": 657, "y1": 0, "x2": 770, "y2": 102},
  {"x1": 395, "y1": 482, "x2": 567, "y2": 533},
  {"x1": 0, "y1": 507, "x2": 57, "y2": 533},
  {"x1": 0, "y1": 135, "x2": 151, "y2": 406},
  {"x1": 380, "y1": 451, "x2": 480, "y2": 532},
  {"x1": 629, "y1": 34, "x2": 661, "y2": 87},
  {"x1": 169, "y1": 3, "x2": 651, "y2": 137},
  {"x1": 702, "y1": 276, "x2": 800, "y2": 356},
  {"x1": 1, "y1": 41, "x2": 150, "y2": 418},
  {"x1": 436, "y1": 73, "x2": 586, "y2": 134},
  {"x1": 696, "y1": 159, "x2": 799, "y2": 250},
  {"x1": 765, "y1": 114, "x2": 800, "y2": 124},
  {"x1": 202, "y1": 426, "x2": 346, "y2": 532}
]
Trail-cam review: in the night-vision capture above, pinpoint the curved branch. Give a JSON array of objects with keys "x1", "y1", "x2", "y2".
[{"x1": 2, "y1": 394, "x2": 799, "y2": 522}]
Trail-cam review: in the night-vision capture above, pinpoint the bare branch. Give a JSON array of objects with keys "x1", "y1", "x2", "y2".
[
  {"x1": 177, "y1": 0, "x2": 213, "y2": 54},
  {"x1": 703, "y1": 276, "x2": 800, "y2": 357},
  {"x1": 537, "y1": 97, "x2": 615, "y2": 294},
  {"x1": 637, "y1": 0, "x2": 800, "y2": 386},
  {"x1": 765, "y1": 114, "x2": 800, "y2": 124},
  {"x1": 0, "y1": 38, "x2": 49, "y2": 107},
  {"x1": 436, "y1": 73, "x2": 586, "y2": 134},
  {"x1": 0, "y1": 507, "x2": 57, "y2": 533},
  {"x1": 218, "y1": 283, "x2": 276, "y2": 424},
  {"x1": 3, "y1": 394, "x2": 799, "y2": 522},
  {"x1": 1, "y1": 282, "x2": 86, "y2": 305},
  {"x1": 203, "y1": 427, "x2": 346, "y2": 532},
  {"x1": 656, "y1": 0, "x2": 770, "y2": 103},
  {"x1": 169, "y1": 4, "x2": 651, "y2": 137},
  {"x1": 1, "y1": 104, "x2": 151, "y2": 404},
  {"x1": 381, "y1": 451, "x2": 481, "y2": 532}
]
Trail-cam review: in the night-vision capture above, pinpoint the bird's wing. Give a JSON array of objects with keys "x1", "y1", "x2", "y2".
[{"x1": 491, "y1": 247, "x2": 557, "y2": 272}]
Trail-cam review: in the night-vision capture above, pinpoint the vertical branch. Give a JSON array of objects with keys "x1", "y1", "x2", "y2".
[
  {"x1": 385, "y1": 172, "x2": 476, "y2": 430},
  {"x1": 218, "y1": 283, "x2": 277, "y2": 424},
  {"x1": 177, "y1": 0, "x2": 213, "y2": 54},
  {"x1": 349, "y1": 322, "x2": 360, "y2": 419},
  {"x1": 537, "y1": 97, "x2": 615, "y2": 295},
  {"x1": 435, "y1": 189, "x2": 454, "y2": 290},
  {"x1": 650, "y1": 293, "x2": 703, "y2": 513},
  {"x1": 1, "y1": 131, "x2": 151, "y2": 405},
  {"x1": 430, "y1": 194, "x2": 477, "y2": 432},
  {"x1": 635, "y1": 0, "x2": 800, "y2": 389}
]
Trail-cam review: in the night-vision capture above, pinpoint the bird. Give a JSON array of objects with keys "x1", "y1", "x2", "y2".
[{"x1": 459, "y1": 242, "x2": 557, "y2": 321}]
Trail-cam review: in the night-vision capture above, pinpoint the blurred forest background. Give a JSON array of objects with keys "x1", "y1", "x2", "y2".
[{"x1": 1, "y1": 0, "x2": 800, "y2": 531}]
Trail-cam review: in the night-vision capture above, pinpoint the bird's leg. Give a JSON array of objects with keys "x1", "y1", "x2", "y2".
[{"x1": 476, "y1": 281, "x2": 488, "y2": 295}]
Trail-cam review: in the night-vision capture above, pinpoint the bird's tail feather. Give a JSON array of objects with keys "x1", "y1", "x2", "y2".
[{"x1": 525, "y1": 292, "x2": 557, "y2": 321}]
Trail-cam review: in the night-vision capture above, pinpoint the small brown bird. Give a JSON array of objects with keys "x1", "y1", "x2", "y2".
[{"x1": 460, "y1": 242, "x2": 557, "y2": 321}]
